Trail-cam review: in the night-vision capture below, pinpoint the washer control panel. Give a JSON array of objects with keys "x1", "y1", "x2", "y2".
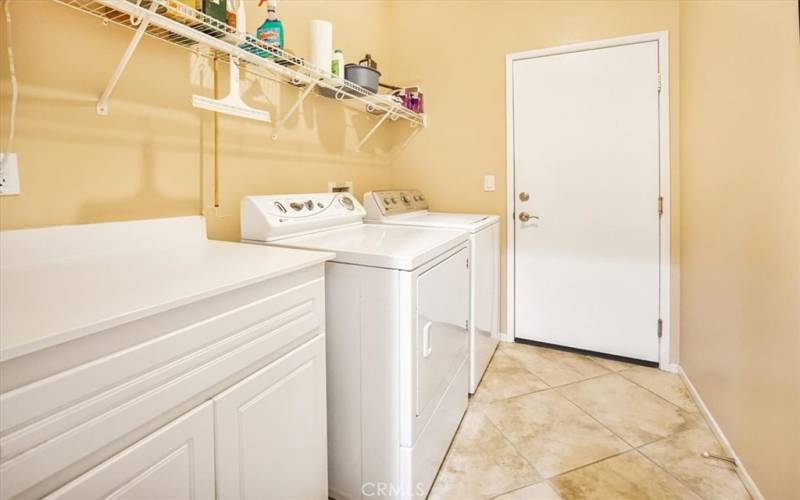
[
  {"x1": 241, "y1": 192, "x2": 365, "y2": 242},
  {"x1": 363, "y1": 190, "x2": 429, "y2": 219}
]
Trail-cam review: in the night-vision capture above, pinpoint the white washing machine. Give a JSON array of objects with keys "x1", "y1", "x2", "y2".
[
  {"x1": 364, "y1": 190, "x2": 500, "y2": 394},
  {"x1": 241, "y1": 192, "x2": 470, "y2": 500}
]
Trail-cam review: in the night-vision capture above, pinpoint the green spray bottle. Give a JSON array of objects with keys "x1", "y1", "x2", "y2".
[{"x1": 256, "y1": 0, "x2": 284, "y2": 57}]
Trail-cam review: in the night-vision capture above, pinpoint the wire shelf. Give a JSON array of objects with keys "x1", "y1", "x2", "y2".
[{"x1": 51, "y1": 0, "x2": 426, "y2": 127}]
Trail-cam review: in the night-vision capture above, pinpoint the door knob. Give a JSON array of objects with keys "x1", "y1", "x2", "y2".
[{"x1": 519, "y1": 212, "x2": 539, "y2": 222}]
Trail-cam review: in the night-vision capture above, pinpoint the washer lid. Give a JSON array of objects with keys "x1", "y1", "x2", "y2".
[
  {"x1": 368, "y1": 212, "x2": 499, "y2": 232},
  {"x1": 262, "y1": 223, "x2": 469, "y2": 271}
]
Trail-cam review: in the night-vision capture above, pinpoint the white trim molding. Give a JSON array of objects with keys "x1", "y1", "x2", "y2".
[
  {"x1": 677, "y1": 366, "x2": 765, "y2": 500},
  {"x1": 505, "y1": 31, "x2": 673, "y2": 370},
  {"x1": 498, "y1": 332, "x2": 513, "y2": 343}
]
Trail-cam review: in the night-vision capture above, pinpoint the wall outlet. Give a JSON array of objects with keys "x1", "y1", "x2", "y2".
[
  {"x1": 0, "y1": 153, "x2": 20, "y2": 196},
  {"x1": 483, "y1": 175, "x2": 496, "y2": 192}
]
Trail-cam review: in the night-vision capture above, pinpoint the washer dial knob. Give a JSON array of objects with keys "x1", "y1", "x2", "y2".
[{"x1": 340, "y1": 197, "x2": 354, "y2": 210}]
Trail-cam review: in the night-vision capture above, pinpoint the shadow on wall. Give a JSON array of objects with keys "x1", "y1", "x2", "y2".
[
  {"x1": 215, "y1": 67, "x2": 399, "y2": 158},
  {"x1": 77, "y1": 139, "x2": 198, "y2": 222}
]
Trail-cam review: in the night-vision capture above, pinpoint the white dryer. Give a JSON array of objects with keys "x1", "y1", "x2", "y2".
[
  {"x1": 364, "y1": 190, "x2": 500, "y2": 394},
  {"x1": 241, "y1": 192, "x2": 470, "y2": 500}
]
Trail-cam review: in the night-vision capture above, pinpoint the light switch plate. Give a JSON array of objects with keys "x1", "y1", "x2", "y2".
[
  {"x1": 483, "y1": 175, "x2": 495, "y2": 192},
  {"x1": 0, "y1": 153, "x2": 20, "y2": 196}
]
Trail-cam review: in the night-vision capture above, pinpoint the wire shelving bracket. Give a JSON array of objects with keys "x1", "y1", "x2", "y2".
[{"x1": 96, "y1": 0, "x2": 158, "y2": 115}]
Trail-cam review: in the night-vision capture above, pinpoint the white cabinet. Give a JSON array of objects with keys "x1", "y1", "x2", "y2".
[
  {"x1": 45, "y1": 402, "x2": 215, "y2": 500},
  {"x1": 214, "y1": 335, "x2": 328, "y2": 500},
  {"x1": 0, "y1": 262, "x2": 329, "y2": 499}
]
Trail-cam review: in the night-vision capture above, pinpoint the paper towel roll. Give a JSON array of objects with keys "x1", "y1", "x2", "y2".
[{"x1": 308, "y1": 20, "x2": 333, "y2": 75}]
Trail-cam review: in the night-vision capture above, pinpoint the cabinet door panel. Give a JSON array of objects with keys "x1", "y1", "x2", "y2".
[
  {"x1": 214, "y1": 335, "x2": 327, "y2": 500},
  {"x1": 45, "y1": 403, "x2": 215, "y2": 500}
]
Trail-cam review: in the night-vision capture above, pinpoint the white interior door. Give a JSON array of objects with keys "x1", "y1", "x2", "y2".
[{"x1": 512, "y1": 40, "x2": 661, "y2": 362}]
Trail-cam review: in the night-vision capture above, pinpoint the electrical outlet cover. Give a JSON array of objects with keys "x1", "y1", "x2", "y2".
[
  {"x1": 328, "y1": 181, "x2": 353, "y2": 193},
  {"x1": 0, "y1": 153, "x2": 20, "y2": 196}
]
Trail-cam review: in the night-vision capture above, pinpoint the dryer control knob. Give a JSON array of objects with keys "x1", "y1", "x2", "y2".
[
  {"x1": 340, "y1": 197, "x2": 354, "y2": 210},
  {"x1": 289, "y1": 202, "x2": 304, "y2": 211}
]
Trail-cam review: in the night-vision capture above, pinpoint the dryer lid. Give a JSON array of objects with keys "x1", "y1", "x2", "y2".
[
  {"x1": 263, "y1": 223, "x2": 468, "y2": 271},
  {"x1": 369, "y1": 212, "x2": 499, "y2": 232}
]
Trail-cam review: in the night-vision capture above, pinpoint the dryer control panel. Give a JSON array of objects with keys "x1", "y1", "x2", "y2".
[
  {"x1": 241, "y1": 192, "x2": 365, "y2": 242},
  {"x1": 363, "y1": 190, "x2": 429, "y2": 219}
]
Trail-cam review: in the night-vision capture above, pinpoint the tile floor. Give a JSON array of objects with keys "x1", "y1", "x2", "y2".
[{"x1": 429, "y1": 342, "x2": 751, "y2": 500}]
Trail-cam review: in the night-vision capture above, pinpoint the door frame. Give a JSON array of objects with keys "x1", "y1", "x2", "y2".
[{"x1": 505, "y1": 31, "x2": 672, "y2": 369}]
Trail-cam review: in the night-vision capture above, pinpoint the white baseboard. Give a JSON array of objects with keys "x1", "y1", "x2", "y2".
[
  {"x1": 661, "y1": 362, "x2": 679, "y2": 373},
  {"x1": 677, "y1": 366, "x2": 765, "y2": 500},
  {"x1": 498, "y1": 332, "x2": 513, "y2": 343}
]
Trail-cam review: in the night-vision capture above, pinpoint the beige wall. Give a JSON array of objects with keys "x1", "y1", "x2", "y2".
[
  {"x1": 2, "y1": 1, "x2": 799, "y2": 497},
  {"x1": 385, "y1": 0, "x2": 682, "y2": 355},
  {"x1": 0, "y1": 0, "x2": 398, "y2": 241},
  {"x1": 678, "y1": 1, "x2": 800, "y2": 498}
]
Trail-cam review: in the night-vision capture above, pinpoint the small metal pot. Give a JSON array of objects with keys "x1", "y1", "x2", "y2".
[{"x1": 345, "y1": 64, "x2": 381, "y2": 94}]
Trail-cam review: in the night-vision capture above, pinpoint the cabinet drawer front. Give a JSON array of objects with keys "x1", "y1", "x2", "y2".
[
  {"x1": 214, "y1": 335, "x2": 328, "y2": 500},
  {"x1": 44, "y1": 402, "x2": 215, "y2": 500},
  {"x1": 0, "y1": 274, "x2": 324, "y2": 500}
]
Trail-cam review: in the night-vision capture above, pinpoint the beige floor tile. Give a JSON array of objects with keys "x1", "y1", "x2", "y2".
[
  {"x1": 500, "y1": 343, "x2": 610, "y2": 387},
  {"x1": 640, "y1": 427, "x2": 751, "y2": 500},
  {"x1": 550, "y1": 450, "x2": 702, "y2": 500},
  {"x1": 429, "y1": 409, "x2": 540, "y2": 500},
  {"x1": 483, "y1": 390, "x2": 630, "y2": 478},
  {"x1": 471, "y1": 350, "x2": 550, "y2": 406},
  {"x1": 587, "y1": 356, "x2": 637, "y2": 372},
  {"x1": 494, "y1": 482, "x2": 562, "y2": 500},
  {"x1": 620, "y1": 366, "x2": 698, "y2": 412},
  {"x1": 558, "y1": 374, "x2": 702, "y2": 447}
]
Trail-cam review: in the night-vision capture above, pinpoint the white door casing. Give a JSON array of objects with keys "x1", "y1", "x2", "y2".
[{"x1": 506, "y1": 32, "x2": 671, "y2": 365}]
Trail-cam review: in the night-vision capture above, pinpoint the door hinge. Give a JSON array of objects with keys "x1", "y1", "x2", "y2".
[
  {"x1": 466, "y1": 257, "x2": 470, "y2": 269},
  {"x1": 657, "y1": 73, "x2": 662, "y2": 93},
  {"x1": 657, "y1": 318, "x2": 663, "y2": 338},
  {"x1": 658, "y1": 196, "x2": 664, "y2": 216},
  {"x1": 466, "y1": 319, "x2": 470, "y2": 330}
]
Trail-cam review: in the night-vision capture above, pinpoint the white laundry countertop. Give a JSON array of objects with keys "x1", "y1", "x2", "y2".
[{"x1": 0, "y1": 216, "x2": 333, "y2": 362}]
